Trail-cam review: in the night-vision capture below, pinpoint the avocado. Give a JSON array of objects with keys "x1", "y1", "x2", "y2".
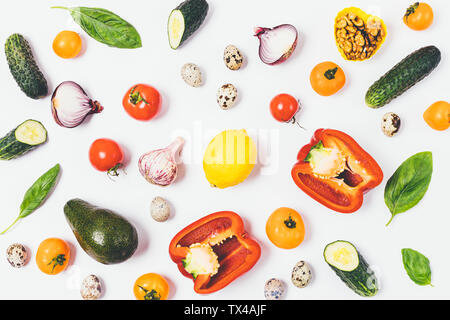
[
  {"x1": 5, "y1": 34, "x2": 48, "y2": 99},
  {"x1": 64, "y1": 199, "x2": 138, "y2": 265}
]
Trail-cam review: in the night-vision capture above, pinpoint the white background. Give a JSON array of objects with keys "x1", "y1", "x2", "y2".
[{"x1": 0, "y1": 0, "x2": 449, "y2": 300}]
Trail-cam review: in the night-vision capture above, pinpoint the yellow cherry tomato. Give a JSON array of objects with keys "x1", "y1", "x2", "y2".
[
  {"x1": 36, "y1": 238, "x2": 70, "y2": 275},
  {"x1": 423, "y1": 101, "x2": 450, "y2": 131},
  {"x1": 403, "y1": 2, "x2": 434, "y2": 31},
  {"x1": 52, "y1": 31, "x2": 82, "y2": 59},
  {"x1": 310, "y1": 61, "x2": 346, "y2": 96},
  {"x1": 134, "y1": 273, "x2": 169, "y2": 300},
  {"x1": 266, "y1": 207, "x2": 305, "y2": 249}
]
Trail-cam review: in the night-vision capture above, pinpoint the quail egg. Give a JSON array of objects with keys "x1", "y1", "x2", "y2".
[
  {"x1": 223, "y1": 45, "x2": 244, "y2": 70},
  {"x1": 381, "y1": 112, "x2": 401, "y2": 137},
  {"x1": 6, "y1": 243, "x2": 28, "y2": 268},
  {"x1": 80, "y1": 275, "x2": 102, "y2": 300},
  {"x1": 264, "y1": 278, "x2": 285, "y2": 300},
  {"x1": 181, "y1": 63, "x2": 203, "y2": 87},
  {"x1": 291, "y1": 260, "x2": 312, "y2": 288},
  {"x1": 151, "y1": 196, "x2": 170, "y2": 222},
  {"x1": 217, "y1": 83, "x2": 238, "y2": 110}
]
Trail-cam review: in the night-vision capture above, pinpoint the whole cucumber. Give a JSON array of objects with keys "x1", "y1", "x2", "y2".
[
  {"x1": 5, "y1": 34, "x2": 48, "y2": 99},
  {"x1": 365, "y1": 46, "x2": 440, "y2": 108}
]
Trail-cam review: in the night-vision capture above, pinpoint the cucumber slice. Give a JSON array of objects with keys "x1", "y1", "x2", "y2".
[
  {"x1": 168, "y1": 10, "x2": 185, "y2": 49},
  {"x1": 15, "y1": 120, "x2": 47, "y2": 145},
  {"x1": 0, "y1": 120, "x2": 47, "y2": 160},
  {"x1": 168, "y1": 0, "x2": 209, "y2": 49},
  {"x1": 324, "y1": 241, "x2": 359, "y2": 271},
  {"x1": 324, "y1": 240, "x2": 378, "y2": 297}
]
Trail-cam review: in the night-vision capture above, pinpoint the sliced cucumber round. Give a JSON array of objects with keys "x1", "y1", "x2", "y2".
[
  {"x1": 168, "y1": 10, "x2": 185, "y2": 49},
  {"x1": 15, "y1": 120, "x2": 47, "y2": 146},
  {"x1": 324, "y1": 240, "x2": 359, "y2": 272}
]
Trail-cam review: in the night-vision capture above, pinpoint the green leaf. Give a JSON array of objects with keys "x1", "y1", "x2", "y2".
[
  {"x1": 19, "y1": 164, "x2": 61, "y2": 218},
  {"x1": 384, "y1": 152, "x2": 432, "y2": 226},
  {"x1": 52, "y1": 6, "x2": 142, "y2": 49},
  {"x1": 401, "y1": 248, "x2": 432, "y2": 286},
  {"x1": 1, "y1": 164, "x2": 60, "y2": 234}
]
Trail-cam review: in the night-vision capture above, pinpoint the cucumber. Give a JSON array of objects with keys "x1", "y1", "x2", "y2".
[
  {"x1": 168, "y1": 0, "x2": 209, "y2": 49},
  {"x1": 365, "y1": 45, "x2": 441, "y2": 108},
  {"x1": 324, "y1": 240, "x2": 378, "y2": 297},
  {"x1": 5, "y1": 34, "x2": 48, "y2": 99},
  {"x1": 0, "y1": 120, "x2": 47, "y2": 160}
]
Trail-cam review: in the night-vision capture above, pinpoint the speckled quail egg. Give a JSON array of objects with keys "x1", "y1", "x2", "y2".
[
  {"x1": 223, "y1": 45, "x2": 244, "y2": 70},
  {"x1": 6, "y1": 243, "x2": 28, "y2": 268},
  {"x1": 151, "y1": 196, "x2": 170, "y2": 222},
  {"x1": 217, "y1": 84, "x2": 238, "y2": 110},
  {"x1": 80, "y1": 275, "x2": 102, "y2": 300},
  {"x1": 291, "y1": 260, "x2": 312, "y2": 288},
  {"x1": 381, "y1": 112, "x2": 401, "y2": 137},
  {"x1": 181, "y1": 63, "x2": 203, "y2": 87},
  {"x1": 264, "y1": 278, "x2": 285, "y2": 300}
]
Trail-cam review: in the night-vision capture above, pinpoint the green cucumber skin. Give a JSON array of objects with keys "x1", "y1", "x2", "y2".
[
  {"x1": 5, "y1": 34, "x2": 48, "y2": 99},
  {"x1": 365, "y1": 46, "x2": 441, "y2": 108},
  {"x1": 328, "y1": 254, "x2": 379, "y2": 297},
  {"x1": 170, "y1": 0, "x2": 209, "y2": 49},
  {"x1": 0, "y1": 121, "x2": 47, "y2": 160}
]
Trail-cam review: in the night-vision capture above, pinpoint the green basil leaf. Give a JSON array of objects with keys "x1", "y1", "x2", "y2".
[
  {"x1": 1, "y1": 164, "x2": 61, "y2": 235},
  {"x1": 384, "y1": 152, "x2": 432, "y2": 226},
  {"x1": 401, "y1": 248, "x2": 432, "y2": 286},
  {"x1": 19, "y1": 164, "x2": 61, "y2": 218},
  {"x1": 52, "y1": 6, "x2": 142, "y2": 49}
]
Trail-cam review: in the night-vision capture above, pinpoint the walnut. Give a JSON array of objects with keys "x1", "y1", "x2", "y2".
[
  {"x1": 335, "y1": 11, "x2": 385, "y2": 60},
  {"x1": 355, "y1": 34, "x2": 365, "y2": 46},
  {"x1": 336, "y1": 18, "x2": 347, "y2": 28}
]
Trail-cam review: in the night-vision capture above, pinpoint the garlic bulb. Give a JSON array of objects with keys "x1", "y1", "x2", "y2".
[
  {"x1": 51, "y1": 81, "x2": 103, "y2": 128},
  {"x1": 138, "y1": 137, "x2": 184, "y2": 186}
]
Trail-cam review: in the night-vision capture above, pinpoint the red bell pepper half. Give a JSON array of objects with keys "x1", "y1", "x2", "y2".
[
  {"x1": 291, "y1": 129, "x2": 383, "y2": 213},
  {"x1": 169, "y1": 211, "x2": 261, "y2": 294}
]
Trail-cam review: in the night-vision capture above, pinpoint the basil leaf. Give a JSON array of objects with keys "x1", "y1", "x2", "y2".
[
  {"x1": 52, "y1": 6, "x2": 142, "y2": 49},
  {"x1": 1, "y1": 164, "x2": 60, "y2": 235},
  {"x1": 20, "y1": 164, "x2": 61, "y2": 218},
  {"x1": 384, "y1": 152, "x2": 432, "y2": 226},
  {"x1": 401, "y1": 248, "x2": 432, "y2": 286}
]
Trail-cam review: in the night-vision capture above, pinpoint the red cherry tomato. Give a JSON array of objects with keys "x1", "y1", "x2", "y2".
[
  {"x1": 123, "y1": 84, "x2": 161, "y2": 121},
  {"x1": 89, "y1": 138, "x2": 124, "y2": 177},
  {"x1": 270, "y1": 94, "x2": 300, "y2": 123}
]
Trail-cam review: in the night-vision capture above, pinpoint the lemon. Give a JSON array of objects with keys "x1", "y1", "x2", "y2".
[{"x1": 203, "y1": 129, "x2": 257, "y2": 189}]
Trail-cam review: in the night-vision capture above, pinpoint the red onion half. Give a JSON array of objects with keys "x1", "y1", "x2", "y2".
[
  {"x1": 254, "y1": 24, "x2": 298, "y2": 65},
  {"x1": 51, "y1": 81, "x2": 103, "y2": 128}
]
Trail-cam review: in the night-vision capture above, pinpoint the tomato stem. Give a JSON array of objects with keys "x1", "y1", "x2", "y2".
[
  {"x1": 404, "y1": 2, "x2": 419, "y2": 20},
  {"x1": 292, "y1": 117, "x2": 306, "y2": 130},
  {"x1": 138, "y1": 285, "x2": 161, "y2": 300},
  {"x1": 47, "y1": 254, "x2": 66, "y2": 273},
  {"x1": 284, "y1": 216, "x2": 297, "y2": 229},
  {"x1": 324, "y1": 67, "x2": 338, "y2": 80},
  {"x1": 129, "y1": 86, "x2": 149, "y2": 105},
  {"x1": 107, "y1": 163, "x2": 124, "y2": 178}
]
